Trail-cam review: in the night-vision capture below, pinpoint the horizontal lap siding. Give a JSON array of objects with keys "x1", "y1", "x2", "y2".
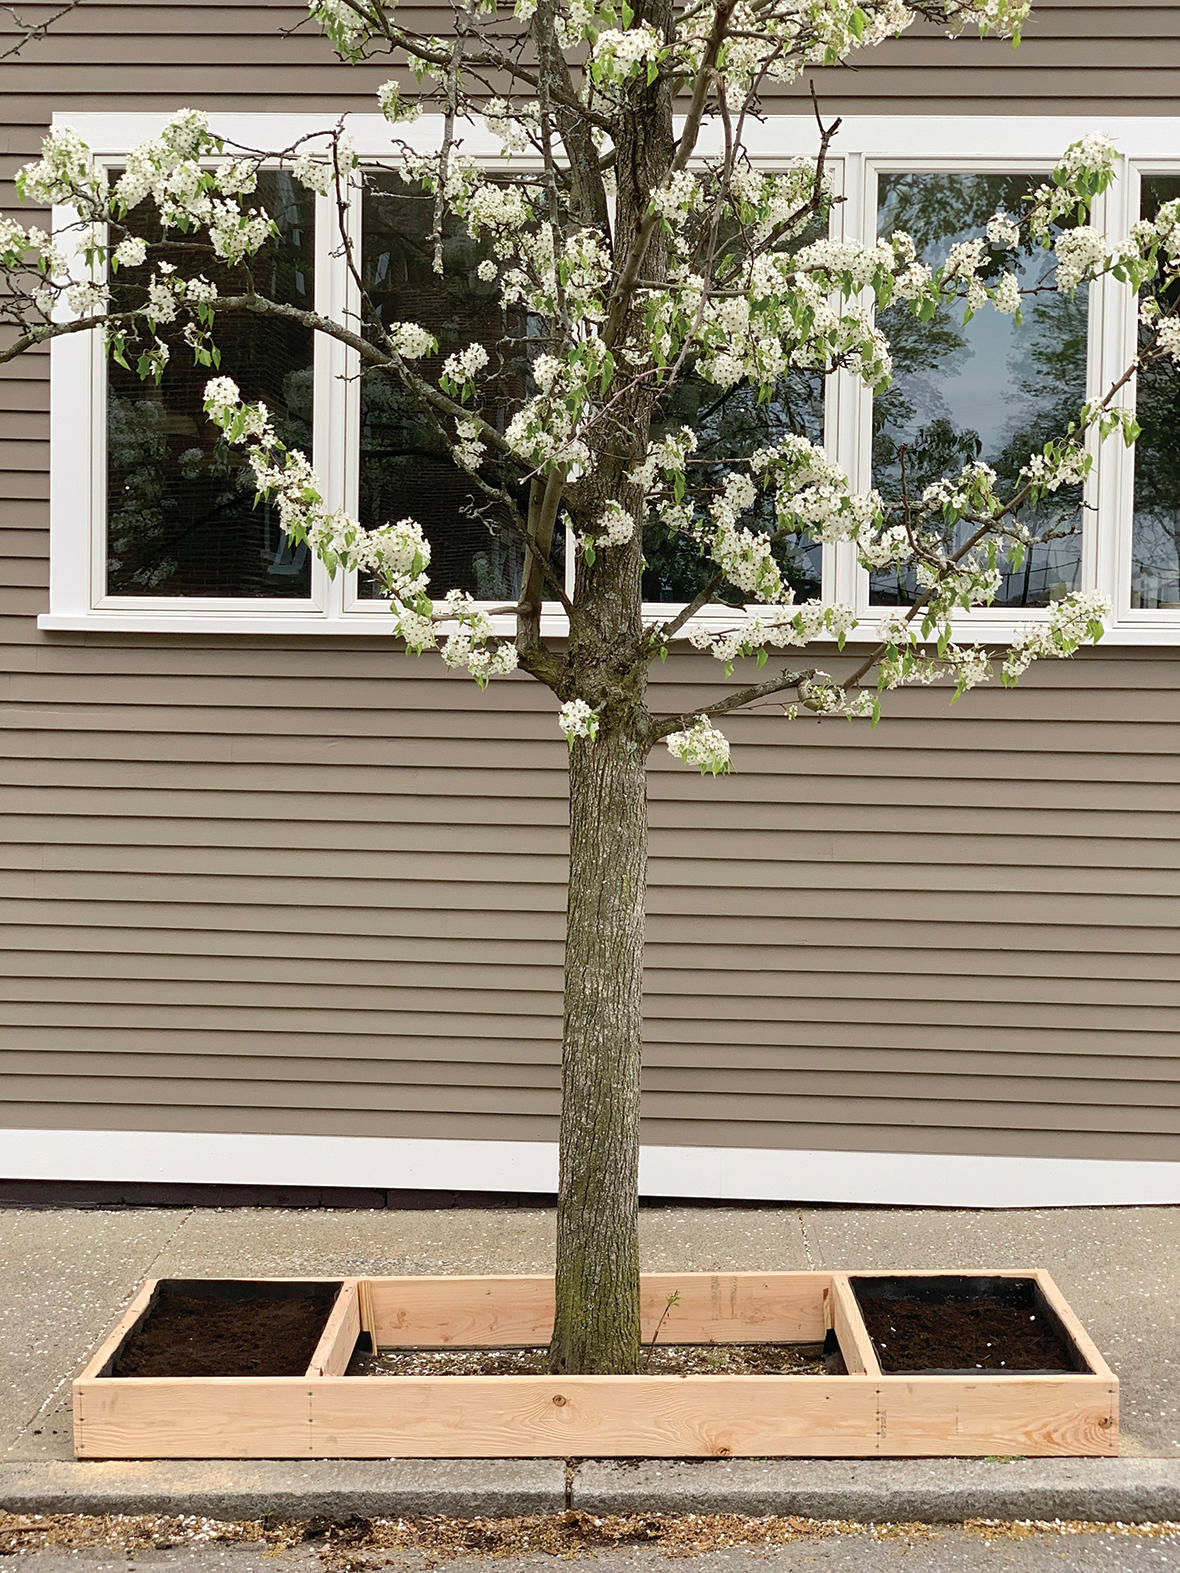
[
  {"x1": 3, "y1": 2, "x2": 1180, "y2": 1176},
  {"x1": 3, "y1": 3, "x2": 1180, "y2": 118},
  {"x1": 3, "y1": 631, "x2": 1180, "y2": 1163}
]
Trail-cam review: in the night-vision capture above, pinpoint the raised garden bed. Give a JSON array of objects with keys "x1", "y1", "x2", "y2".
[{"x1": 73, "y1": 1269, "x2": 1117, "y2": 1460}]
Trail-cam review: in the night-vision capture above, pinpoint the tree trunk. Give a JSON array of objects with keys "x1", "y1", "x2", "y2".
[
  {"x1": 550, "y1": 718, "x2": 648, "y2": 1374},
  {"x1": 546, "y1": 0, "x2": 672, "y2": 1375}
]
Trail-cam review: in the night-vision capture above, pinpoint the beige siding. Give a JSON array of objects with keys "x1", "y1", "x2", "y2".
[
  {"x1": 2, "y1": 2, "x2": 1180, "y2": 1177},
  {"x1": 3, "y1": 634, "x2": 1180, "y2": 1164}
]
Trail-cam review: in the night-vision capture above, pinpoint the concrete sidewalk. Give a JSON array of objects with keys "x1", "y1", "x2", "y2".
[{"x1": 2, "y1": 1201, "x2": 1179, "y2": 1521}]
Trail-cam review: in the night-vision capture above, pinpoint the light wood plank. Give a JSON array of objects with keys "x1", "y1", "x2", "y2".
[
  {"x1": 828, "y1": 1274, "x2": 881, "y2": 1376},
  {"x1": 365, "y1": 1272, "x2": 829, "y2": 1349},
  {"x1": 877, "y1": 1375, "x2": 1119, "y2": 1458},
  {"x1": 307, "y1": 1281, "x2": 360, "y2": 1377},
  {"x1": 72, "y1": 1369, "x2": 1120, "y2": 1460},
  {"x1": 357, "y1": 1278, "x2": 376, "y2": 1344},
  {"x1": 846, "y1": 1268, "x2": 1040, "y2": 1280},
  {"x1": 74, "y1": 1378, "x2": 314, "y2": 1460},
  {"x1": 308, "y1": 1374, "x2": 881, "y2": 1459},
  {"x1": 1033, "y1": 1270, "x2": 1118, "y2": 1380}
]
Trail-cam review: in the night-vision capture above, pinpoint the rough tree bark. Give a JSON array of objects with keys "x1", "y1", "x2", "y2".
[{"x1": 550, "y1": 715, "x2": 649, "y2": 1373}]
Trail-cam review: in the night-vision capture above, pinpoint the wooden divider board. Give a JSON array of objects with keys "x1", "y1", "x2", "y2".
[
  {"x1": 308, "y1": 1280, "x2": 361, "y2": 1377},
  {"x1": 826, "y1": 1274, "x2": 881, "y2": 1376},
  {"x1": 365, "y1": 1271, "x2": 830, "y2": 1348},
  {"x1": 72, "y1": 1270, "x2": 1118, "y2": 1460}
]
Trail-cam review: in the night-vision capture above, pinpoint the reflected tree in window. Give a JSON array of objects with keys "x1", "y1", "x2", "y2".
[
  {"x1": 106, "y1": 171, "x2": 314, "y2": 597},
  {"x1": 1131, "y1": 176, "x2": 1180, "y2": 609},
  {"x1": 642, "y1": 209, "x2": 827, "y2": 606},
  {"x1": 872, "y1": 171, "x2": 1088, "y2": 607}
]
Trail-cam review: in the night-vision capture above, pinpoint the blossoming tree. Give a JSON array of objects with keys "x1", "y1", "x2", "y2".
[{"x1": 5, "y1": 0, "x2": 1180, "y2": 1373}]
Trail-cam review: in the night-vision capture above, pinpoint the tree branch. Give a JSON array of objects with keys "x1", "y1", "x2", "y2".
[
  {"x1": 0, "y1": 0, "x2": 78, "y2": 59},
  {"x1": 648, "y1": 665, "x2": 814, "y2": 742}
]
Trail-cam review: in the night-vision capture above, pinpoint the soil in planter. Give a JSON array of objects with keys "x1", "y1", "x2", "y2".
[
  {"x1": 347, "y1": 1342, "x2": 832, "y2": 1377},
  {"x1": 111, "y1": 1280, "x2": 341, "y2": 1378},
  {"x1": 856, "y1": 1294, "x2": 1078, "y2": 1373}
]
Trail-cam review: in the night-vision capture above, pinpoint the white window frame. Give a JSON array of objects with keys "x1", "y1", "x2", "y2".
[{"x1": 37, "y1": 111, "x2": 1180, "y2": 644}]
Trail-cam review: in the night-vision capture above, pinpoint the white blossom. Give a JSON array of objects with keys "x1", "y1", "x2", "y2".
[
  {"x1": 291, "y1": 154, "x2": 334, "y2": 197},
  {"x1": 558, "y1": 699, "x2": 599, "y2": 745},
  {"x1": 1055, "y1": 225, "x2": 1108, "y2": 293},
  {"x1": 442, "y1": 341, "x2": 490, "y2": 386},
  {"x1": 1002, "y1": 591, "x2": 1110, "y2": 681},
  {"x1": 986, "y1": 212, "x2": 1021, "y2": 248},
  {"x1": 666, "y1": 715, "x2": 731, "y2": 776},
  {"x1": 113, "y1": 236, "x2": 147, "y2": 268},
  {"x1": 378, "y1": 80, "x2": 420, "y2": 123},
  {"x1": 1156, "y1": 316, "x2": 1180, "y2": 364},
  {"x1": 387, "y1": 322, "x2": 437, "y2": 359},
  {"x1": 992, "y1": 272, "x2": 1021, "y2": 314}
]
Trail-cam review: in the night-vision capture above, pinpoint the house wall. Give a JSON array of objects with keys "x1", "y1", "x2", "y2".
[{"x1": 3, "y1": 0, "x2": 1180, "y2": 1201}]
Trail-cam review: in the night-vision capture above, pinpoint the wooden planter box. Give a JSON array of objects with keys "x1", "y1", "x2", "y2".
[{"x1": 74, "y1": 1269, "x2": 1118, "y2": 1460}]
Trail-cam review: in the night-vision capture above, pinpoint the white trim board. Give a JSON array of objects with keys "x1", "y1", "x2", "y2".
[{"x1": 3, "y1": 1129, "x2": 1178, "y2": 1208}]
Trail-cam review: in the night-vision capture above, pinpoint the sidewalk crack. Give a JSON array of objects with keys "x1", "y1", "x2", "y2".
[{"x1": 797, "y1": 1207, "x2": 817, "y2": 1268}]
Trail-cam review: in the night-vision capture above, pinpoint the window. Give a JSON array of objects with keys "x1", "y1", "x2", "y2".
[
  {"x1": 40, "y1": 113, "x2": 1180, "y2": 643},
  {"x1": 106, "y1": 170, "x2": 315, "y2": 600},
  {"x1": 640, "y1": 203, "x2": 829, "y2": 607},
  {"x1": 870, "y1": 170, "x2": 1087, "y2": 609},
  {"x1": 1130, "y1": 174, "x2": 1180, "y2": 610},
  {"x1": 357, "y1": 170, "x2": 531, "y2": 605}
]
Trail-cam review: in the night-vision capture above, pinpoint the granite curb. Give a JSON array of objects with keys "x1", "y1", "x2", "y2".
[
  {"x1": 4, "y1": 1457, "x2": 1180, "y2": 1525},
  {"x1": 0, "y1": 1459, "x2": 568, "y2": 1520},
  {"x1": 571, "y1": 1458, "x2": 1180, "y2": 1523}
]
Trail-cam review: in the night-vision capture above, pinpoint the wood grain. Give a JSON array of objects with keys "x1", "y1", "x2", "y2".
[
  {"x1": 876, "y1": 1375, "x2": 1119, "y2": 1458},
  {"x1": 74, "y1": 1378, "x2": 314, "y2": 1459},
  {"x1": 308, "y1": 1374, "x2": 881, "y2": 1458},
  {"x1": 366, "y1": 1272, "x2": 829, "y2": 1348},
  {"x1": 828, "y1": 1274, "x2": 881, "y2": 1376},
  {"x1": 308, "y1": 1280, "x2": 360, "y2": 1377}
]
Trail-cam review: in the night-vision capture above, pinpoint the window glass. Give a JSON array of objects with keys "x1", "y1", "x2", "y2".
[
  {"x1": 1131, "y1": 174, "x2": 1180, "y2": 609},
  {"x1": 358, "y1": 171, "x2": 549, "y2": 602},
  {"x1": 643, "y1": 368, "x2": 825, "y2": 605},
  {"x1": 106, "y1": 171, "x2": 314, "y2": 598},
  {"x1": 871, "y1": 171, "x2": 1088, "y2": 608},
  {"x1": 642, "y1": 206, "x2": 828, "y2": 606}
]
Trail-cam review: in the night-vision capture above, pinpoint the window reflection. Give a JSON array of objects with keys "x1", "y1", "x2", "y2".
[
  {"x1": 871, "y1": 171, "x2": 1088, "y2": 608},
  {"x1": 106, "y1": 171, "x2": 314, "y2": 598},
  {"x1": 643, "y1": 211, "x2": 827, "y2": 606},
  {"x1": 1131, "y1": 175, "x2": 1180, "y2": 609},
  {"x1": 358, "y1": 172, "x2": 547, "y2": 602},
  {"x1": 643, "y1": 367, "x2": 825, "y2": 605}
]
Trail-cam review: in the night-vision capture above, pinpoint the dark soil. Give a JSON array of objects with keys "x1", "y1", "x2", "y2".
[
  {"x1": 112, "y1": 1280, "x2": 340, "y2": 1377},
  {"x1": 347, "y1": 1342, "x2": 830, "y2": 1376},
  {"x1": 858, "y1": 1296, "x2": 1078, "y2": 1373}
]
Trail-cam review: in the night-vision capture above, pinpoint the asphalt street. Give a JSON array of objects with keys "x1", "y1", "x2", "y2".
[{"x1": 5, "y1": 1528, "x2": 1180, "y2": 1573}]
